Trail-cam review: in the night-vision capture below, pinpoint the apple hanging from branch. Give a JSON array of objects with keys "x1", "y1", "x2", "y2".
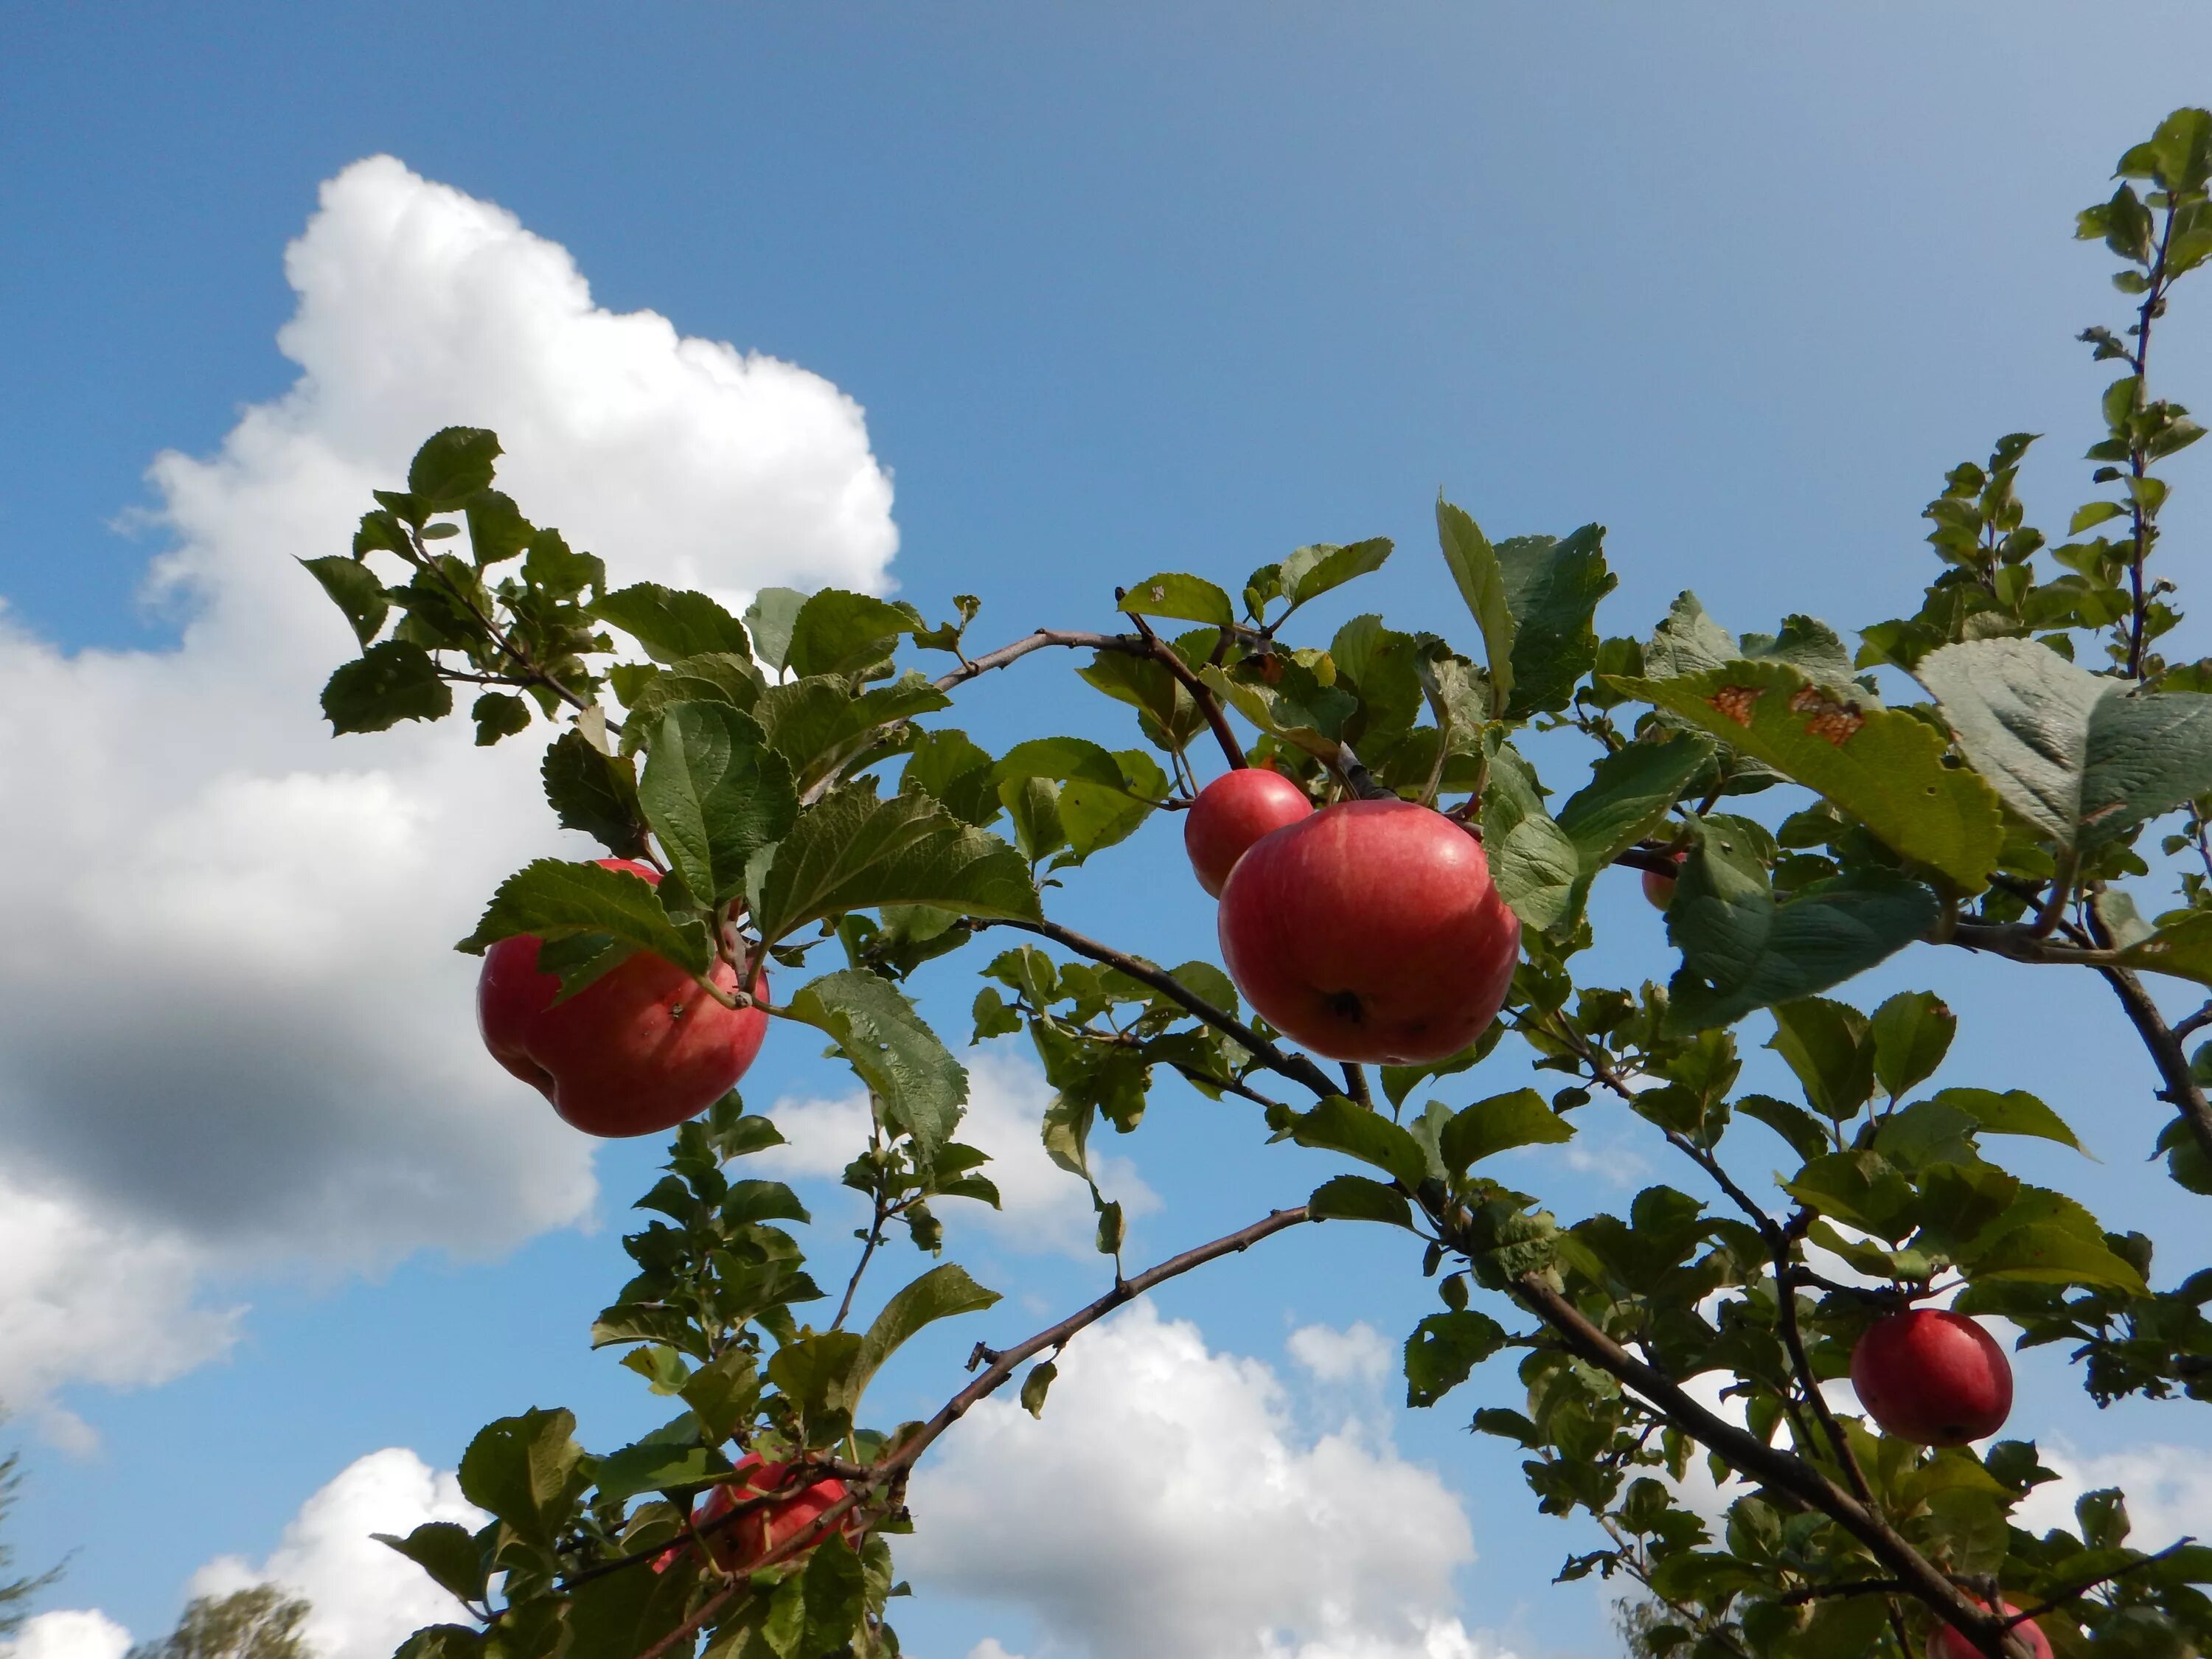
[
  {"x1": 1849, "y1": 1309, "x2": 2014, "y2": 1447},
  {"x1": 477, "y1": 858, "x2": 769, "y2": 1138},
  {"x1": 1216, "y1": 798, "x2": 1520, "y2": 1065},
  {"x1": 1183, "y1": 766, "x2": 1314, "y2": 897}
]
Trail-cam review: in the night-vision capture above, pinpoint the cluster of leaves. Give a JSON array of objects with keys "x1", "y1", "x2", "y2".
[{"x1": 301, "y1": 108, "x2": 2212, "y2": 1659}]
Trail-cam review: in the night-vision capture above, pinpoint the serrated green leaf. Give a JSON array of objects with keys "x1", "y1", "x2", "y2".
[
  {"x1": 1481, "y1": 737, "x2": 1582, "y2": 931},
  {"x1": 1736, "y1": 1093, "x2": 1831, "y2": 1161},
  {"x1": 639, "y1": 703, "x2": 797, "y2": 902},
  {"x1": 990, "y1": 736, "x2": 1133, "y2": 793},
  {"x1": 470, "y1": 691, "x2": 532, "y2": 746},
  {"x1": 1439, "y1": 1088, "x2": 1573, "y2": 1172},
  {"x1": 1666, "y1": 846, "x2": 1936, "y2": 1034},
  {"x1": 299, "y1": 555, "x2": 390, "y2": 645},
  {"x1": 1767, "y1": 998, "x2": 1876, "y2": 1121},
  {"x1": 1644, "y1": 592, "x2": 1737, "y2": 679},
  {"x1": 1919, "y1": 638, "x2": 2212, "y2": 849},
  {"x1": 1925, "y1": 1087, "x2": 2083, "y2": 1152},
  {"x1": 1290, "y1": 1096, "x2": 1429, "y2": 1188},
  {"x1": 593, "y1": 583, "x2": 752, "y2": 665},
  {"x1": 1436, "y1": 498, "x2": 1512, "y2": 717},
  {"x1": 902, "y1": 727, "x2": 1002, "y2": 826},
  {"x1": 782, "y1": 969, "x2": 967, "y2": 1157},
  {"x1": 751, "y1": 783, "x2": 1040, "y2": 946},
  {"x1": 1869, "y1": 990, "x2": 1955, "y2": 1100},
  {"x1": 1117, "y1": 571, "x2": 1235, "y2": 629},
  {"x1": 1618, "y1": 660, "x2": 2003, "y2": 889},
  {"x1": 1279, "y1": 538, "x2": 1393, "y2": 609},
  {"x1": 592, "y1": 1421, "x2": 733, "y2": 1502},
  {"x1": 742, "y1": 587, "x2": 807, "y2": 673},
  {"x1": 785, "y1": 589, "x2": 917, "y2": 680},
  {"x1": 321, "y1": 641, "x2": 453, "y2": 734},
  {"x1": 457, "y1": 858, "x2": 710, "y2": 975},
  {"x1": 1077, "y1": 650, "x2": 1206, "y2": 753},
  {"x1": 408, "y1": 426, "x2": 502, "y2": 507},
  {"x1": 1200, "y1": 661, "x2": 1354, "y2": 762},
  {"x1": 1964, "y1": 1222, "x2": 2146, "y2": 1293},
  {"x1": 456, "y1": 1408, "x2": 583, "y2": 1548},
  {"x1": 1496, "y1": 524, "x2": 1615, "y2": 718},
  {"x1": 2113, "y1": 911, "x2": 2212, "y2": 988},
  {"x1": 462, "y1": 489, "x2": 532, "y2": 565},
  {"x1": 842, "y1": 1263, "x2": 1000, "y2": 1410},
  {"x1": 1404, "y1": 1310, "x2": 1507, "y2": 1408},
  {"x1": 541, "y1": 730, "x2": 649, "y2": 858},
  {"x1": 1307, "y1": 1174, "x2": 1415, "y2": 1228},
  {"x1": 1554, "y1": 732, "x2": 1714, "y2": 874},
  {"x1": 373, "y1": 1521, "x2": 488, "y2": 1606}
]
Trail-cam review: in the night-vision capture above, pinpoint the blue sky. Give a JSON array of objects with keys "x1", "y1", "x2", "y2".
[{"x1": 7, "y1": 8, "x2": 2212, "y2": 1659}]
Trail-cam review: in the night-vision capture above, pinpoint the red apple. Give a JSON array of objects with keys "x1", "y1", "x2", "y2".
[
  {"x1": 477, "y1": 858, "x2": 768, "y2": 1138},
  {"x1": 1217, "y1": 798, "x2": 1522, "y2": 1065},
  {"x1": 1930, "y1": 1604, "x2": 2051, "y2": 1659},
  {"x1": 655, "y1": 1455, "x2": 855, "y2": 1574},
  {"x1": 1642, "y1": 850, "x2": 1686, "y2": 911},
  {"x1": 1185, "y1": 768, "x2": 1315, "y2": 897},
  {"x1": 1849, "y1": 1309, "x2": 2013, "y2": 1445}
]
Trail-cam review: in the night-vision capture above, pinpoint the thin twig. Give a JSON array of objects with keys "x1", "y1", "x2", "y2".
[
  {"x1": 970, "y1": 917, "x2": 1340, "y2": 1100},
  {"x1": 1119, "y1": 600, "x2": 1247, "y2": 772}
]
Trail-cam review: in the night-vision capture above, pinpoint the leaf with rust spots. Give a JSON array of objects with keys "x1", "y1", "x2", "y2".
[{"x1": 1609, "y1": 660, "x2": 2003, "y2": 891}]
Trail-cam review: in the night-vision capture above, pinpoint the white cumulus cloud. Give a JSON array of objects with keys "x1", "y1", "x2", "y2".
[
  {"x1": 754, "y1": 1048, "x2": 1159, "y2": 1258},
  {"x1": 2014, "y1": 1441, "x2": 2212, "y2": 1548},
  {"x1": 0, "y1": 154, "x2": 897, "y2": 1431},
  {"x1": 190, "y1": 1449, "x2": 486, "y2": 1659},
  {"x1": 1286, "y1": 1321, "x2": 1393, "y2": 1388},
  {"x1": 0, "y1": 1610, "x2": 132, "y2": 1659},
  {"x1": 904, "y1": 1301, "x2": 1489, "y2": 1659}
]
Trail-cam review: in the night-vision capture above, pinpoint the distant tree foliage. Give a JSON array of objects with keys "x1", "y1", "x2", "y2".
[
  {"x1": 0, "y1": 1447, "x2": 62, "y2": 1639},
  {"x1": 125, "y1": 1587, "x2": 312, "y2": 1659}
]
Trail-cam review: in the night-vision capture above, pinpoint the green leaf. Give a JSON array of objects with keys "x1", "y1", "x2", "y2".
[
  {"x1": 1439, "y1": 1088, "x2": 1574, "y2": 1172},
  {"x1": 1200, "y1": 661, "x2": 1354, "y2": 762},
  {"x1": 614, "y1": 653, "x2": 765, "y2": 752},
  {"x1": 456, "y1": 858, "x2": 710, "y2": 976},
  {"x1": 299, "y1": 555, "x2": 389, "y2": 645},
  {"x1": 1554, "y1": 732, "x2": 1714, "y2": 874},
  {"x1": 782, "y1": 969, "x2": 967, "y2": 1158},
  {"x1": 990, "y1": 737, "x2": 1135, "y2": 793},
  {"x1": 592, "y1": 1421, "x2": 733, "y2": 1502},
  {"x1": 1767, "y1": 998, "x2": 1876, "y2": 1121},
  {"x1": 1279, "y1": 538, "x2": 1393, "y2": 609},
  {"x1": 321, "y1": 641, "x2": 453, "y2": 734},
  {"x1": 1666, "y1": 849, "x2": 1937, "y2": 1035},
  {"x1": 766, "y1": 1331, "x2": 866, "y2": 1422},
  {"x1": 1616, "y1": 660, "x2": 2003, "y2": 889},
  {"x1": 373, "y1": 1521, "x2": 488, "y2": 1605},
  {"x1": 845, "y1": 1264, "x2": 1001, "y2": 1408},
  {"x1": 1781, "y1": 1151, "x2": 1916, "y2": 1239},
  {"x1": 1020, "y1": 1360, "x2": 1057, "y2": 1418},
  {"x1": 1403, "y1": 1310, "x2": 1508, "y2": 1408},
  {"x1": 1290, "y1": 1096, "x2": 1429, "y2": 1189},
  {"x1": 1869, "y1": 990, "x2": 1955, "y2": 1100},
  {"x1": 1117, "y1": 571, "x2": 1236, "y2": 629},
  {"x1": 901, "y1": 727, "x2": 1002, "y2": 826},
  {"x1": 639, "y1": 703, "x2": 797, "y2": 902},
  {"x1": 1077, "y1": 650, "x2": 1205, "y2": 754},
  {"x1": 1059, "y1": 750, "x2": 1169, "y2": 861},
  {"x1": 592, "y1": 583, "x2": 751, "y2": 665},
  {"x1": 541, "y1": 731, "x2": 650, "y2": 858},
  {"x1": 743, "y1": 587, "x2": 807, "y2": 673},
  {"x1": 1964, "y1": 1222, "x2": 2147, "y2": 1294},
  {"x1": 1736, "y1": 1093, "x2": 1831, "y2": 1162},
  {"x1": 2114, "y1": 911, "x2": 2212, "y2": 988},
  {"x1": 471, "y1": 692, "x2": 532, "y2": 746},
  {"x1": 1925, "y1": 1087, "x2": 2084, "y2": 1152},
  {"x1": 1436, "y1": 498, "x2": 1513, "y2": 717},
  {"x1": 785, "y1": 589, "x2": 917, "y2": 680},
  {"x1": 408, "y1": 427, "x2": 502, "y2": 507},
  {"x1": 1307, "y1": 1174, "x2": 1415, "y2": 1229},
  {"x1": 1495, "y1": 524, "x2": 1616, "y2": 718},
  {"x1": 750, "y1": 784, "x2": 1040, "y2": 946},
  {"x1": 1481, "y1": 737, "x2": 1582, "y2": 931},
  {"x1": 462, "y1": 490, "x2": 533, "y2": 565},
  {"x1": 1644, "y1": 592, "x2": 1739, "y2": 680},
  {"x1": 456, "y1": 1408, "x2": 583, "y2": 1548},
  {"x1": 1919, "y1": 638, "x2": 2212, "y2": 849}
]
